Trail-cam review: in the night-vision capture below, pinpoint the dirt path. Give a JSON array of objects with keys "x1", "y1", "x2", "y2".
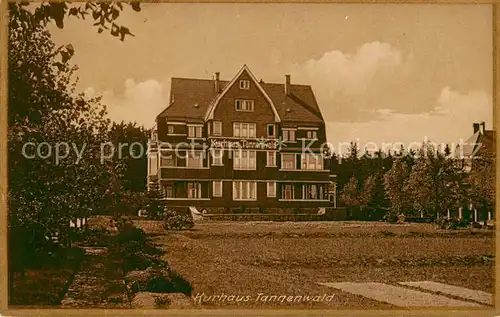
[{"x1": 61, "y1": 247, "x2": 130, "y2": 308}]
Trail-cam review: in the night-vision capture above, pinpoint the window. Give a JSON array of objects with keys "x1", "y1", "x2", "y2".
[
  {"x1": 267, "y1": 124, "x2": 275, "y2": 138},
  {"x1": 211, "y1": 149, "x2": 223, "y2": 166},
  {"x1": 233, "y1": 122, "x2": 256, "y2": 138},
  {"x1": 161, "y1": 152, "x2": 175, "y2": 167},
  {"x1": 303, "y1": 184, "x2": 317, "y2": 200},
  {"x1": 235, "y1": 99, "x2": 254, "y2": 111},
  {"x1": 233, "y1": 181, "x2": 257, "y2": 200},
  {"x1": 267, "y1": 151, "x2": 276, "y2": 167},
  {"x1": 167, "y1": 125, "x2": 174, "y2": 134},
  {"x1": 307, "y1": 131, "x2": 318, "y2": 139},
  {"x1": 282, "y1": 184, "x2": 293, "y2": 200},
  {"x1": 213, "y1": 181, "x2": 223, "y2": 197},
  {"x1": 267, "y1": 182, "x2": 276, "y2": 197},
  {"x1": 166, "y1": 185, "x2": 173, "y2": 198},
  {"x1": 187, "y1": 151, "x2": 203, "y2": 168},
  {"x1": 239, "y1": 80, "x2": 250, "y2": 90},
  {"x1": 281, "y1": 153, "x2": 296, "y2": 170},
  {"x1": 301, "y1": 154, "x2": 323, "y2": 170},
  {"x1": 282, "y1": 129, "x2": 296, "y2": 142},
  {"x1": 249, "y1": 124, "x2": 255, "y2": 138},
  {"x1": 302, "y1": 184, "x2": 326, "y2": 200},
  {"x1": 233, "y1": 150, "x2": 256, "y2": 170},
  {"x1": 187, "y1": 182, "x2": 202, "y2": 198},
  {"x1": 188, "y1": 125, "x2": 202, "y2": 138},
  {"x1": 213, "y1": 121, "x2": 222, "y2": 136}
]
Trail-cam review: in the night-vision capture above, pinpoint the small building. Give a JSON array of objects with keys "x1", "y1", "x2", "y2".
[
  {"x1": 147, "y1": 65, "x2": 337, "y2": 212},
  {"x1": 454, "y1": 121, "x2": 495, "y2": 223},
  {"x1": 456, "y1": 121, "x2": 494, "y2": 172}
]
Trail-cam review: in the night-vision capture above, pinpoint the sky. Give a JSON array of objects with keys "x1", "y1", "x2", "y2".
[{"x1": 48, "y1": 3, "x2": 493, "y2": 152}]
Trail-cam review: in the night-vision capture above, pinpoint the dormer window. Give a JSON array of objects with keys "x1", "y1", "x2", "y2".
[
  {"x1": 213, "y1": 121, "x2": 222, "y2": 136},
  {"x1": 239, "y1": 80, "x2": 250, "y2": 90},
  {"x1": 188, "y1": 125, "x2": 203, "y2": 138},
  {"x1": 282, "y1": 129, "x2": 296, "y2": 142},
  {"x1": 307, "y1": 131, "x2": 317, "y2": 139},
  {"x1": 267, "y1": 124, "x2": 276, "y2": 138},
  {"x1": 235, "y1": 99, "x2": 254, "y2": 112}
]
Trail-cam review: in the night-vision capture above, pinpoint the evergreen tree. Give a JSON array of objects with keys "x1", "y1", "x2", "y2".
[
  {"x1": 108, "y1": 122, "x2": 149, "y2": 192},
  {"x1": 403, "y1": 141, "x2": 465, "y2": 219},
  {"x1": 468, "y1": 152, "x2": 495, "y2": 223},
  {"x1": 340, "y1": 175, "x2": 361, "y2": 218},
  {"x1": 383, "y1": 159, "x2": 412, "y2": 217}
]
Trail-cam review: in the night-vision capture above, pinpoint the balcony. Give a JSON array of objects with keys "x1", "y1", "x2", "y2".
[{"x1": 160, "y1": 167, "x2": 210, "y2": 179}]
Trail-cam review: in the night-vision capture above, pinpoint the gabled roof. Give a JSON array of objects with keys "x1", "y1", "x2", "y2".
[
  {"x1": 205, "y1": 65, "x2": 280, "y2": 122},
  {"x1": 455, "y1": 129, "x2": 495, "y2": 159},
  {"x1": 157, "y1": 66, "x2": 323, "y2": 123}
]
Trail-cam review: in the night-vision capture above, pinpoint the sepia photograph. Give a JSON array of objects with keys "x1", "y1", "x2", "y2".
[{"x1": 2, "y1": 1, "x2": 496, "y2": 313}]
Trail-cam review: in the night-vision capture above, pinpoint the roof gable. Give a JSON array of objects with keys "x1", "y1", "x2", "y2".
[
  {"x1": 157, "y1": 66, "x2": 324, "y2": 124},
  {"x1": 204, "y1": 65, "x2": 281, "y2": 122}
]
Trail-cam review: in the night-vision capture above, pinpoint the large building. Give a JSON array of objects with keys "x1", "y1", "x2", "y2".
[{"x1": 147, "y1": 65, "x2": 336, "y2": 212}]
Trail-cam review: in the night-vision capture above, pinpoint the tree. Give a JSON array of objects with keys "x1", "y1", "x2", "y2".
[
  {"x1": 11, "y1": 2, "x2": 141, "y2": 42},
  {"x1": 108, "y1": 122, "x2": 149, "y2": 192},
  {"x1": 363, "y1": 173, "x2": 388, "y2": 215},
  {"x1": 360, "y1": 175, "x2": 376, "y2": 210},
  {"x1": 384, "y1": 159, "x2": 412, "y2": 216},
  {"x1": 468, "y1": 152, "x2": 495, "y2": 223},
  {"x1": 403, "y1": 142, "x2": 465, "y2": 219},
  {"x1": 340, "y1": 175, "x2": 360, "y2": 207},
  {"x1": 337, "y1": 142, "x2": 361, "y2": 195},
  {"x1": 8, "y1": 2, "x2": 126, "y2": 292},
  {"x1": 340, "y1": 175, "x2": 361, "y2": 219}
]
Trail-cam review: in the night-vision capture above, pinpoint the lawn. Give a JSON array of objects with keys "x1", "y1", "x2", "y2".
[{"x1": 146, "y1": 221, "x2": 494, "y2": 309}]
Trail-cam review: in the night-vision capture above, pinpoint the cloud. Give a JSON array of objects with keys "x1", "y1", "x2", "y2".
[
  {"x1": 96, "y1": 78, "x2": 169, "y2": 128},
  {"x1": 326, "y1": 87, "x2": 492, "y2": 152},
  {"x1": 290, "y1": 42, "x2": 410, "y2": 122},
  {"x1": 292, "y1": 42, "x2": 402, "y2": 95}
]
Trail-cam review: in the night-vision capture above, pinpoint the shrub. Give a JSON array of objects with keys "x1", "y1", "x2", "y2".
[
  {"x1": 472, "y1": 221, "x2": 483, "y2": 229},
  {"x1": 123, "y1": 251, "x2": 168, "y2": 273},
  {"x1": 145, "y1": 199, "x2": 163, "y2": 220},
  {"x1": 382, "y1": 212, "x2": 398, "y2": 223},
  {"x1": 163, "y1": 209, "x2": 194, "y2": 231},
  {"x1": 114, "y1": 224, "x2": 147, "y2": 245},
  {"x1": 79, "y1": 229, "x2": 111, "y2": 247},
  {"x1": 436, "y1": 217, "x2": 469, "y2": 230},
  {"x1": 154, "y1": 296, "x2": 170, "y2": 308},
  {"x1": 87, "y1": 216, "x2": 113, "y2": 231},
  {"x1": 108, "y1": 221, "x2": 148, "y2": 265},
  {"x1": 126, "y1": 267, "x2": 192, "y2": 295}
]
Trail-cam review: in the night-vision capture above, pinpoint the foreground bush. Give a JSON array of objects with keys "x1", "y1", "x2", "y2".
[
  {"x1": 162, "y1": 209, "x2": 194, "y2": 231},
  {"x1": 436, "y1": 217, "x2": 469, "y2": 230},
  {"x1": 106, "y1": 217, "x2": 193, "y2": 299},
  {"x1": 125, "y1": 267, "x2": 192, "y2": 296}
]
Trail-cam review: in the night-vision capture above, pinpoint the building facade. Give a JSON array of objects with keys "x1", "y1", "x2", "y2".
[
  {"x1": 454, "y1": 121, "x2": 495, "y2": 223},
  {"x1": 147, "y1": 65, "x2": 336, "y2": 212}
]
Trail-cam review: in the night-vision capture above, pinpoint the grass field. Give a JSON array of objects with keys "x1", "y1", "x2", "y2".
[{"x1": 143, "y1": 221, "x2": 494, "y2": 309}]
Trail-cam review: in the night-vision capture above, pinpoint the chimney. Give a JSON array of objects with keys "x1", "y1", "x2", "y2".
[
  {"x1": 284, "y1": 74, "x2": 291, "y2": 96},
  {"x1": 215, "y1": 72, "x2": 221, "y2": 93},
  {"x1": 480, "y1": 121, "x2": 486, "y2": 134},
  {"x1": 473, "y1": 123, "x2": 480, "y2": 134}
]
